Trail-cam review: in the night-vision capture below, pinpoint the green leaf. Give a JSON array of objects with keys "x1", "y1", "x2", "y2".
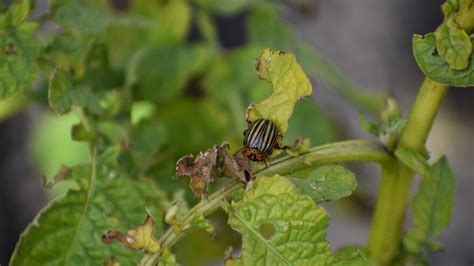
[
  {"x1": 71, "y1": 122, "x2": 96, "y2": 142},
  {"x1": 0, "y1": 0, "x2": 30, "y2": 27},
  {"x1": 225, "y1": 175, "x2": 364, "y2": 265},
  {"x1": 183, "y1": 212, "x2": 214, "y2": 235},
  {"x1": 246, "y1": 4, "x2": 291, "y2": 49},
  {"x1": 80, "y1": 42, "x2": 123, "y2": 91},
  {"x1": 53, "y1": 1, "x2": 115, "y2": 33},
  {"x1": 454, "y1": 0, "x2": 474, "y2": 33},
  {"x1": 158, "y1": 248, "x2": 177, "y2": 266},
  {"x1": 404, "y1": 156, "x2": 456, "y2": 253},
  {"x1": 10, "y1": 160, "x2": 169, "y2": 266},
  {"x1": 43, "y1": 32, "x2": 88, "y2": 71},
  {"x1": 196, "y1": 10, "x2": 217, "y2": 44},
  {"x1": 395, "y1": 147, "x2": 430, "y2": 177},
  {"x1": 150, "y1": 0, "x2": 191, "y2": 46},
  {"x1": 126, "y1": 44, "x2": 212, "y2": 103},
  {"x1": 336, "y1": 246, "x2": 371, "y2": 265},
  {"x1": 358, "y1": 113, "x2": 380, "y2": 136},
  {"x1": 287, "y1": 165, "x2": 357, "y2": 203},
  {"x1": 441, "y1": 0, "x2": 460, "y2": 17},
  {"x1": 130, "y1": 120, "x2": 167, "y2": 156},
  {"x1": 425, "y1": 239, "x2": 445, "y2": 252},
  {"x1": 193, "y1": 0, "x2": 252, "y2": 15},
  {"x1": 246, "y1": 49, "x2": 312, "y2": 134},
  {"x1": 434, "y1": 19, "x2": 472, "y2": 70},
  {"x1": 412, "y1": 33, "x2": 474, "y2": 87},
  {"x1": 0, "y1": 17, "x2": 38, "y2": 99},
  {"x1": 53, "y1": 1, "x2": 148, "y2": 34},
  {"x1": 296, "y1": 43, "x2": 385, "y2": 114},
  {"x1": 48, "y1": 69, "x2": 101, "y2": 115}
]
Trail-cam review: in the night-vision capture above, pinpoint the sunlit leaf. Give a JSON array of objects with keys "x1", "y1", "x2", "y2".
[{"x1": 246, "y1": 49, "x2": 312, "y2": 134}]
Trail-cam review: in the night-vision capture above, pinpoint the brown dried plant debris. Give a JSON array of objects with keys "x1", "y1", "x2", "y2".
[
  {"x1": 175, "y1": 142, "x2": 251, "y2": 197},
  {"x1": 102, "y1": 215, "x2": 160, "y2": 254}
]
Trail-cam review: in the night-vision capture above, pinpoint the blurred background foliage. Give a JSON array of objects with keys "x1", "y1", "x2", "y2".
[
  {"x1": 7, "y1": 0, "x2": 467, "y2": 265},
  {"x1": 0, "y1": 0, "x2": 385, "y2": 264},
  {"x1": 2, "y1": 0, "x2": 386, "y2": 200}
]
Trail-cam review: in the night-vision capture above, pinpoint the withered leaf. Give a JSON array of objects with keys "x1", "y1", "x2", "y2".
[
  {"x1": 41, "y1": 165, "x2": 70, "y2": 190},
  {"x1": 217, "y1": 144, "x2": 252, "y2": 183},
  {"x1": 175, "y1": 142, "x2": 251, "y2": 197},
  {"x1": 176, "y1": 147, "x2": 218, "y2": 197},
  {"x1": 102, "y1": 215, "x2": 160, "y2": 254},
  {"x1": 103, "y1": 256, "x2": 120, "y2": 266},
  {"x1": 286, "y1": 136, "x2": 311, "y2": 157}
]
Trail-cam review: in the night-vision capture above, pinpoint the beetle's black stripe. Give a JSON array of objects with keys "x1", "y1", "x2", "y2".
[
  {"x1": 245, "y1": 120, "x2": 261, "y2": 146},
  {"x1": 244, "y1": 119, "x2": 279, "y2": 156},
  {"x1": 254, "y1": 120, "x2": 270, "y2": 149},
  {"x1": 249, "y1": 120, "x2": 266, "y2": 147},
  {"x1": 264, "y1": 122, "x2": 277, "y2": 154},
  {"x1": 259, "y1": 120, "x2": 272, "y2": 153}
]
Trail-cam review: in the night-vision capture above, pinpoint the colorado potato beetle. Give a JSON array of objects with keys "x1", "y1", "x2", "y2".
[{"x1": 243, "y1": 119, "x2": 281, "y2": 162}]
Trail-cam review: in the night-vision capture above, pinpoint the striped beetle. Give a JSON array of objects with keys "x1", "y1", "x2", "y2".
[{"x1": 243, "y1": 119, "x2": 282, "y2": 162}]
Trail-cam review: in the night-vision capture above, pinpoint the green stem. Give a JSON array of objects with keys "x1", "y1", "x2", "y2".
[
  {"x1": 140, "y1": 140, "x2": 391, "y2": 265},
  {"x1": 367, "y1": 78, "x2": 448, "y2": 265}
]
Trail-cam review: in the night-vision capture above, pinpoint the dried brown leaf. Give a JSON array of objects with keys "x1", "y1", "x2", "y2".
[{"x1": 102, "y1": 215, "x2": 160, "y2": 254}]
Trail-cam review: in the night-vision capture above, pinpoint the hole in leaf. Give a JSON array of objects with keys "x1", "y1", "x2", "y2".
[{"x1": 258, "y1": 222, "x2": 276, "y2": 240}]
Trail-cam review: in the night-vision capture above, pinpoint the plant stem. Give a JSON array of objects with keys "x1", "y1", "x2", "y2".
[
  {"x1": 367, "y1": 78, "x2": 448, "y2": 265},
  {"x1": 140, "y1": 140, "x2": 391, "y2": 265}
]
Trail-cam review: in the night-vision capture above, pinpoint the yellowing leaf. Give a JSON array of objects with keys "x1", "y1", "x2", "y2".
[
  {"x1": 454, "y1": 0, "x2": 474, "y2": 33},
  {"x1": 246, "y1": 49, "x2": 312, "y2": 134},
  {"x1": 285, "y1": 136, "x2": 311, "y2": 157},
  {"x1": 224, "y1": 175, "x2": 365, "y2": 265},
  {"x1": 434, "y1": 18, "x2": 472, "y2": 70},
  {"x1": 102, "y1": 215, "x2": 160, "y2": 254},
  {"x1": 103, "y1": 256, "x2": 121, "y2": 266},
  {"x1": 158, "y1": 248, "x2": 178, "y2": 266}
]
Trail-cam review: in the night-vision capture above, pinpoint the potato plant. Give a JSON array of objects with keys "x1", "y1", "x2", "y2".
[{"x1": 1, "y1": 0, "x2": 472, "y2": 265}]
